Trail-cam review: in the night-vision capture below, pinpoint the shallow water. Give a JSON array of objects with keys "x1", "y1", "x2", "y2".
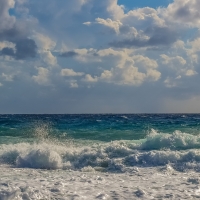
[{"x1": 1, "y1": 114, "x2": 200, "y2": 199}]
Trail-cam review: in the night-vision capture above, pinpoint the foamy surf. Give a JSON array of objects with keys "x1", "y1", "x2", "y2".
[
  {"x1": 1, "y1": 130, "x2": 200, "y2": 172},
  {"x1": 1, "y1": 114, "x2": 200, "y2": 199},
  {"x1": 1, "y1": 164, "x2": 200, "y2": 199}
]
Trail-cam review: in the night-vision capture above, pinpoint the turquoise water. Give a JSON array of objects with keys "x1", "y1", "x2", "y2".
[
  {"x1": 1, "y1": 114, "x2": 200, "y2": 142},
  {"x1": 1, "y1": 114, "x2": 200, "y2": 171}
]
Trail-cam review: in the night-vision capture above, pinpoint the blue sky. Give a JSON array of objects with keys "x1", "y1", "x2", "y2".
[
  {"x1": 0, "y1": 0, "x2": 200, "y2": 113},
  {"x1": 118, "y1": 0, "x2": 173, "y2": 9}
]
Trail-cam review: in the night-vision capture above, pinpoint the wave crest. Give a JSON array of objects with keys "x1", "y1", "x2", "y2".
[{"x1": 1, "y1": 130, "x2": 200, "y2": 171}]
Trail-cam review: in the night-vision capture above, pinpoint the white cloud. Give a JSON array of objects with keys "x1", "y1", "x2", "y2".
[
  {"x1": 160, "y1": 54, "x2": 196, "y2": 77},
  {"x1": 100, "y1": 70, "x2": 113, "y2": 80},
  {"x1": 0, "y1": 0, "x2": 16, "y2": 31},
  {"x1": 32, "y1": 67, "x2": 50, "y2": 85},
  {"x1": 32, "y1": 32, "x2": 56, "y2": 51},
  {"x1": 95, "y1": 18, "x2": 122, "y2": 34},
  {"x1": 84, "y1": 74, "x2": 98, "y2": 82},
  {"x1": 164, "y1": 77, "x2": 177, "y2": 88},
  {"x1": 2, "y1": 73, "x2": 13, "y2": 81},
  {"x1": 96, "y1": 48, "x2": 160, "y2": 85},
  {"x1": 185, "y1": 69, "x2": 198, "y2": 76},
  {"x1": 119, "y1": 66, "x2": 146, "y2": 85},
  {"x1": 146, "y1": 69, "x2": 161, "y2": 81},
  {"x1": 32, "y1": 32, "x2": 57, "y2": 66},
  {"x1": 61, "y1": 68, "x2": 84, "y2": 77},
  {"x1": 69, "y1": 80, "x2": 79, "y2": 88},
  {"x1": 172, "y1": 40, "x2": 185, "y2": 50},
  {"x1": 73, "y1": 48, "x2": 101, "y2": 63},
  {"x1": 100, "y1": 0, "x2": 124, "y2": 20},
  {"x1": 83, "y1": 22, "x2": 91, "y2": 26},
  {"x1": 0, "y1": 41, "x2": 15, "y2": 51},
  {"x1": 1, "y1": 0, "x2": 200, "y2": 113},
  {"x1": 189, "y1": 38, "x2": 200, "y2": 52},
  {"x1": 99, "y1": 64, "x2": 160, "y2": 86},
  {"x1": 160, "y1": 54, "x2": 186, "y2": 66},
  {"x1": 187, "y1": 37, "x2": 200, "y2": 63},
  {"x1": 133, "y1": 55, "x2": 158, "y2": 69},
  {"x1": 123, "y1": 7, "x2": 165, "y2": 27},
  {"x1": 41, "y1": 51, "x2": 57, "y2": 66},
  {"x1": 163, "y1": 0, "x2": 200, "y2": 27}
]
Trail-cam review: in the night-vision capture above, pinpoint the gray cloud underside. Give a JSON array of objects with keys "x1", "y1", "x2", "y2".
[
  {"x1": 0, "y1": 27, "x2": 37, "y2": 59},
  {"x1": 59, "y1": 51, "x2": 79, "y2": 58},
  {"x1": 0, "y1": 38, "x2": 37, "y2": 59},
  {"x1": 110, "y1": 26, "x2": 178, "y2": 48},
  {"x1": 15, "y1": 38, "x2": 37, "y2": 60}
]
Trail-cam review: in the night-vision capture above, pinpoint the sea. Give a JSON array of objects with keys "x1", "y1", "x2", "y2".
[{"x1": 1, "y1": 114, "x2": 200, "y2": 199}]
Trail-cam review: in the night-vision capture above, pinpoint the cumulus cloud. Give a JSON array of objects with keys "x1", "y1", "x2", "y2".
[
  {"x1": 185, "y1": 69, "x2": 198, "y2": 76},
  {"x1": 0, "y1": 41, "x2": 15, "y2": 50},
  {"x1": 61, "y1": 68, "x2": 84, "y2": 77},
  {"x1": 32, "y1": 67, "x2": 50, "y2": 85},
  {"x1": 117, "y1": 66, "x2": 146, "y2": 86},
  {"x1": 31, "y1": 33, "x2": 57, "y2": 65},
  {"x1": 159, "y1": 54, "x2": 197, "y2": 77},
  {"x1": 122, "y1": 7, "x2": 165, "y2": 27},
  {"x1": 70, "y1": 47, "x2": 161, "y2": 86},
  {"x1": 32, "y1": 32, "x2": 56, "y2": 51},
  {"x1": 164, "y1": 0, "x2": 200, "y2": 27},
  {"x1": 83, "y1": 74, "x2": 98, "y2": 82},
  {"x1": 160, "y1": 54, "x2": 186, "y2": 66},
  {"x1": 133, "y1": 55, "x2": 158, "y2": 69},
  {"x1": 110, "y1": 26, "x2": 178, "y2": 48},
  {"x1": 41, "y1": 51, "x2": 57, "y2": 66},
  {"x1": 0, "y1": 0, "x2": 38, "y2": 61},
  {"x1": 99, "y1": 64, "x2": 161, "y2": 86},
  {"x1": 79, "y1": 47, "x2": 161, "y2": 86},
  {"x1": 69, "y1": 80, "x2": 79, "y2": 88},
  {"x1": 1, "y1": 0, "x2": 200, "y2": 113},
  {"x1": 95, "y1": 18, "x2": 122, "y2": 34},
  {"x1": 146, "y1": 69, "x2": 161, "y2": 81},
  {"x1": 0, "y1": 0, "x2": 16, "y2": 31},
  {"x1": 187, "y1": 37, "x2": 200, "y2": 62},
  {"x1": 100, "y1": 70, "x2": 113, "y2": 80}
]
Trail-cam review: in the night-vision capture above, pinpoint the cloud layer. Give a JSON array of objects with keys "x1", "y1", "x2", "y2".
[{"x1": 0, "y1": 0, "x2": 199, "y2": 113}]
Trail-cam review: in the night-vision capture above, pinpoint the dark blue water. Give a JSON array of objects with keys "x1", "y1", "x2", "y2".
[{"x1": 1, "y1": 114, "x2": 200, "y2": 142}]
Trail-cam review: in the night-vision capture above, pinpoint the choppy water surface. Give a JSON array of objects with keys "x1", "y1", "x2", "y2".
[{"x1": 1, "y1": 114, "x2": 200, "y2": 199}]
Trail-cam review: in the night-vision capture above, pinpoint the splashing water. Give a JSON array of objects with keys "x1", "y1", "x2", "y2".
[{"x1": 1, "y1": 114, "x2": 200, "y2": 199}]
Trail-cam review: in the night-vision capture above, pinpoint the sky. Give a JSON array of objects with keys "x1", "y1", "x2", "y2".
[{"x1": 0, "y1": 0, "x2": 200, "y2": 114}]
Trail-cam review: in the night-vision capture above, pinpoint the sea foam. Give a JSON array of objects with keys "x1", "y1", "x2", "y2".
[{"x1": 1, "y1": 130, "x2": 200, "y2": 171}]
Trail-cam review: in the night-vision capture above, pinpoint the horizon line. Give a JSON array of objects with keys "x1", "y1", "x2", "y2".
[{"x1": 0, "y1": 113, "x2": 200, "y2": 115}]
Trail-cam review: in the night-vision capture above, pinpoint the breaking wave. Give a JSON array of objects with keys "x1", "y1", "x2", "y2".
[{"x1": 1, "y1": 130, "x2": 200, "y2": 172}]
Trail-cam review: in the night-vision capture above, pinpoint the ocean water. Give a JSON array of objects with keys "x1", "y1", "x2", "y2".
[{"x1": 1, "y1": 114, "x2": 200, "y2": 199}]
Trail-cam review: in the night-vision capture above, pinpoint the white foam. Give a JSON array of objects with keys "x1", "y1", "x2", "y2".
[
  {"x1": 1, "y1": 130, "x2": 200, "y2": 171},
  {"x1": 16, "y1": 148, "x2": 62, "y2": 169},
  {"x1": 141, "y1": 129, "x2": 200, "y2": 150},
  {"x1": 1, "y1": 166, "x2": 199, "y2": 199}
]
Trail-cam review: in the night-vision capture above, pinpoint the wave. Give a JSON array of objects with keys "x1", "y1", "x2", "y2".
[
  {"x1": 1, "y1": 130, "x2": 200, "y2": 171},
  {"x1": 140, "y1": 129, "x2": 200, "y2": 150}
]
